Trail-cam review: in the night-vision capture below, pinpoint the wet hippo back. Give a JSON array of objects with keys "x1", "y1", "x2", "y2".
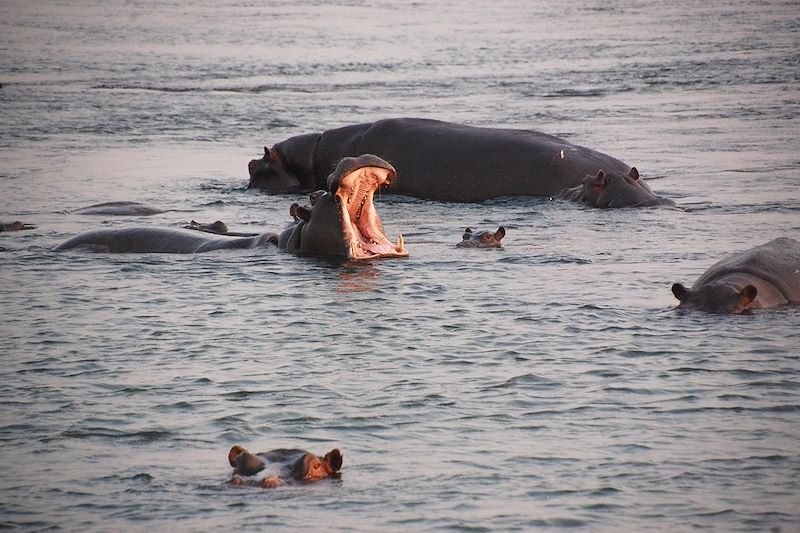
[
  {"x1": 672, "y1": 237, "x2": 800, "y2": 313},
  {"x1": 249, "y1": 118, "x2": 633, "y2": 202},
  {"x1": 693, "y1": 237, "x2": 800, "y2": 302},
  {"x1": 54, "y1": 227, "x2": 276, "y2": 253}
]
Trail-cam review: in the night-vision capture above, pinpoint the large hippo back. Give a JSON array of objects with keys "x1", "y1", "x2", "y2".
[
  {"x1": 250, "y1": 118, "x2": 633, "y2": 202},
  {"x1": 353, "y1": 118, "x2": 631, "y2": 202},
  {"x1": 693, "y1": 237, "x2": 800, "y2": 302}
]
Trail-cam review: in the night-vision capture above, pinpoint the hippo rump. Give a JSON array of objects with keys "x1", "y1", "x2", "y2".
[
  {"x1": 248, "y1": 117, "x2": 634, "y2": 202},
  {"x1": 53, "y1": 227, "x2": 278, "y2": 253},
  {"x1": 558, "y1": 168, "x2": 676, "y2": 208},
  {"x1": 228, "y1": 445, "x2": 343, "y2": 489},
  {"x1": 277, "y1": 154, "x2": 407, "y2": 260},
  {"x1": 672, "y1": 237, "x2": 800, "y2": 314},
  {"x1": 456, "y1": 226, "x2": 505, "y2": 248}
]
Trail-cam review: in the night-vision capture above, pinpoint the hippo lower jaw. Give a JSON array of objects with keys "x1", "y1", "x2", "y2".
[{"x1": 335, "y1": 168, "x2": 407, "y2": 260}]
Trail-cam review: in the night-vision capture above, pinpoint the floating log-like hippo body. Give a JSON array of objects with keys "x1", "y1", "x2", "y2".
[
  {"x1": 53, "y1": 227, "x2": 277, "y2": 253},
  {"x1": 456, "y1": 227, "x2": 505, "y2": 248},
  {"x1": 277, "y1": 154, "x2": 408, "y2": 260},
  {"x1": 71, "y1": 201, "x2": 180, "y2": 216},
  {"x1": 248, "y1": 118, "x2": 633, "y2": 202},
  {"x1": 1, "y1": 221, "x2": 36, "y2": 232},
  {"x1": 559, "y1": 168, "x2": 676, "y2": 208},
  {"x1": 672, "y1": 237, "x2": 800, "y2": 314},
  {"x1": 228, "y1": 445, "x2": 343, "y2": 489}
]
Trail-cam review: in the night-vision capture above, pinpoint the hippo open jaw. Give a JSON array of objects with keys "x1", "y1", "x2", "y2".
[{"x1": 334, "y1": 167, "x2": 407, "y2": 260}]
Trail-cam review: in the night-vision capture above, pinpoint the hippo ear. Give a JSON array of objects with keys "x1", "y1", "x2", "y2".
[
  {"x1": 324, "y1": 449, "x2": 343, "y2": 473},
  {"x1": 596, "y1": 170, "x2": 607, "y2": 186},
  {"x1": 740, "y1": 285, "x2": 757, "y2": 307},
  {"x1": 671, "y1": 283, "x2": 689, "y2": 301},
  {"x1": 266, "y1": 146, "x2": 279, "y2": 162},
  {"x1": 628, "y1": 167, "x2": 640, "y2": 180},
  {"x1": 228, "y1": 445, "x2": 246, "y2": 467},
  {"x1": 289, "y1": 203, "x2": 312, "y2": 222},
  {"x1": 463, "y1": 227, "x2": 473, "y2": 235},
  {"x1": 495, "y1": 226, "x2": 506, "y2": 240}
]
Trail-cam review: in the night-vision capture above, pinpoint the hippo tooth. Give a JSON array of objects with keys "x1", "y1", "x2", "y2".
[
  {"x1": 560, "y1": 149, "x2": 565, "y2": 159},
  {"x1": 396, "y1": 234, "x2": 405, "y2": 252}
]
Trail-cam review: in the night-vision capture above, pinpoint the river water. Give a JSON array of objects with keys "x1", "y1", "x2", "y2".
[{"x1": 1, "y1": 1, "x2": 799, "y2": 531}]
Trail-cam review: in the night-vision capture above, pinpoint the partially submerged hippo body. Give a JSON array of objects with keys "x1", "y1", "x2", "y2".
[
  {"x1": 248, "y1": 118, "x2": 633, "y2": 202},
  {"x1": 558, "y1": 168, "x2": 675, "y2": 208},
  {"x1": 71, "y1": 201, "x2": 180, "y2": 216},
  {"x1": 277, "y1": 154, "x2": 408, "y2": 260},
  {"x1": 54, "y1": 155, "x2": 407, "y2": 259},
  {"x1": 228, "y1": 445, "x2": 343, "y2": 489},
  {"x1": 672, "y1": 237, "x2": 800, "y2": 314},
  {"x1": 456, "y1": 227, "x2": 505, "y2": 248},
  {"x1": 53, "y1": 227, "x2": 277, "y2": 253}
]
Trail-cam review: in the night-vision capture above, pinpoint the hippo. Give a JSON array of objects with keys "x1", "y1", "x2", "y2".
[
  {"x1": 54, "y1": 155, "x2": 407, "y2": 259},
  {"x1": 672, "y1": 237, "x2": 800, "y2": 314},
  {"x1": 247, "y1": 117, "x2": 634, "y2": 202},
  {"x1": 1, "y1": 221, "x2": 36, "y2": 232},
  {"x1": 558, "y1": 168, "x2": 675, "y2": 208},
  {"x1": 277, "y1": 154, "x2": 408, "y2": 260},
  {"x1": 71, "y1": 201, "x2": 189, "y2": 216},
  {"x1": 228, "y1": 445, "x2": 343, "y2": 489},
  {"x1": 456, "y1": 226, "x2": 505, "y2": 248},
  {"x1": 53, "y1": 227, "x2": 278, "y2": 253}
]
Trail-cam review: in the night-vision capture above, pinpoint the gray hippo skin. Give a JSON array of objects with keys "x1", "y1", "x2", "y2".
[
  {"x1": 54, "y1": 227, "x2": 277, "y2": 253},
  {"x1": 456, "y1": 227, "x2": 505, "y2": 248},
  {"x1": 558, "y1": 168, "x2": 675, "y2": 208},
  {"x1": 248, "y1": 117, "x2": 633, "y2": 202},
  {"x1": 228, "y1": 444, "x2": 343, "y2": 489},
  {"x1": 672, "y1": 237, "x2": 800, "y2": 314},
  {"x1": 277, "y1": 154, "x2": 408, "y2": 260},
  {"x1": 71, "y1": 201, "x2": 175, "y2": 216}
]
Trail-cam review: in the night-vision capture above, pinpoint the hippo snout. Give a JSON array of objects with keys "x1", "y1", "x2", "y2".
[{"x1": 248, "y1": 159, "x2": 258, "y2": 176}]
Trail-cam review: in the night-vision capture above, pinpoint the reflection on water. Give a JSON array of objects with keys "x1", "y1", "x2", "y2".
[{"x1": 336, "y1": 263, "x2": 383, "y2": 293}]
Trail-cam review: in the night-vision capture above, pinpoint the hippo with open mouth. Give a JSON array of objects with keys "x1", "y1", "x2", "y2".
[
  {"x1": 228, "y1": 444, "x2": 343, "y2": 489},
  {"x1": 277, "y1": 154, "x2": 408, "y2": 260},
  {"x1": 558, "y1": 168, "x2": 676, "y2": 208},
  {"x1": 54, "y1": 155, "x2": 407, "y2": 260},
  {"x1": 247, "y1": 117, "x2": 634, "y2": 203},
  {"x1": 672, "y1": 237, "x2": 800, "y2": 314}
]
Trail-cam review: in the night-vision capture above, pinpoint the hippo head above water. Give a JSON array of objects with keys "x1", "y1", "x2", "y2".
[
  {"x1": 672, "y1": 282, "x2": 758, "y2": 314},
  {"x1": 228, "y1": 445, "x2": 343, "y2": 489},
  {"x1": 561, "y1": 167, "x2": 676, "y2": 208},
  {"x1": 456, "y1": 226, "x2": 505, "y2": 248},
  {"x1": 277, "y1": 154, "x2": 408, "y2": 260}
]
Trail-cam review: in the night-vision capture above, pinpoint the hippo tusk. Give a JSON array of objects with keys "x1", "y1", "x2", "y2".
[{"x1": 396, "y1": 234, "x2": 405, "y2": 253}]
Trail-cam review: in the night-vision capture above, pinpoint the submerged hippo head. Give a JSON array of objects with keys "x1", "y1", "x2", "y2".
[
  {"x1": 456, "y1": 227, "x2": 505, "y2": 248},
  {"x1": 228, "y1": 445, "x2": 343, "y2": 489},
  {"x1": 564, "y1": 167, "x2": 675, "y2": 208},
  {"x1": 671, "y1": 282, "x2": 758, "y2": 314},
  {"x1": 278, "y1": 154, "x2": 408, "y2": 260}
]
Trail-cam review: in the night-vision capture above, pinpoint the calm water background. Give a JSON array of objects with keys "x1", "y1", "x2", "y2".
[{"x1": 1, "y1": 0, "x2": 799, "y2": 531}]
